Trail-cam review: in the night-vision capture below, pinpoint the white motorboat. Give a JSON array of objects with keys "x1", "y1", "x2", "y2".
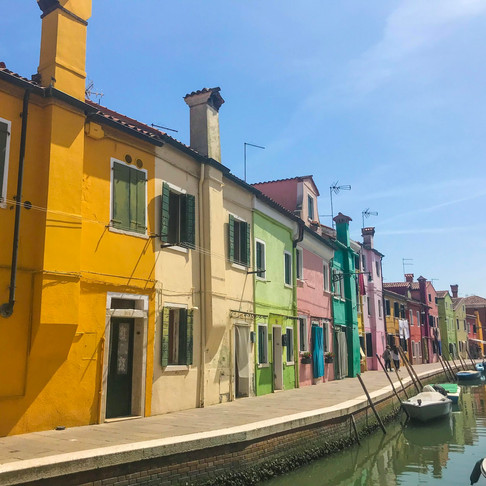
[{"x1": 401, "y1": 385, "x2": 452, "y2": 422}]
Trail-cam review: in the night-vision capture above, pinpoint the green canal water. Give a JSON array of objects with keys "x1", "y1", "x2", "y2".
[{"x1": 261, "y1": 383, "x2": 486, "y2": 486}]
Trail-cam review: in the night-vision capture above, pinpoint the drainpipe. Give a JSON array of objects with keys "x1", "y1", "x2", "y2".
[
  {"x1": 292, "y1": 221, "x2": 304, "y2": 387},
  {"x1": 197, "y1": 163, "x2": 206, "y2": 408},
  {"x1": 1, "y1": 90, "x2": 30, "y2": 318}
]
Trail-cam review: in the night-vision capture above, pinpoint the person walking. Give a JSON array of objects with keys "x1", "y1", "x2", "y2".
[
  {"x1": 391, "y1": 345, "x2": 400, "y2": 371},
  {"x1": 382, "y1": 346, "x2": 392, "y2": 372}
]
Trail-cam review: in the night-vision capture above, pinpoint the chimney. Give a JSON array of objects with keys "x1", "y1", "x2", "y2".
[
  {"x1": 361, "y1": 226, "x2": 375, "y2": 249},
  {"x1": 451, "y1": 284, "x2": 458, "y2": 298},
  {"x1": 37, "y1": 0, "x2": 92, "y2": 100},
  {"x1": 405, "y1": 273, "x2": 414, "y2": 283},
  {"x1": 418, "y1": 276, "x2": 427, "y2": 303},
  {"x1": 184, "y1": 87, "x2": 224, "y2": 162},
  {"x1": 333, "y1": 212, "x2": 352, "y2": 247}
]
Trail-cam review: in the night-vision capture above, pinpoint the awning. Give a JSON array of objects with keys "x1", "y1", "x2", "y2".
[{"x1": 469, "y1": 338, "x2": 486, "y2": 344}]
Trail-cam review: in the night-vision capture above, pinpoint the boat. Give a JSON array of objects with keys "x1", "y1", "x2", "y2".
[
  {"x1": 470, "y1": 457, "x2": 486, "y2": 484},
  {"x1": 432, "y1": 383, "x2": 461, "y2": 404},
  {"x1": 475, "y1": 363, "x2": 484, "y2": 373},
  {"x1": 401, "y1": 385, "x2": 452, "y2": 423},
  {"x1": 457, "y1": 370, "x2": 481, "y2": 381}
]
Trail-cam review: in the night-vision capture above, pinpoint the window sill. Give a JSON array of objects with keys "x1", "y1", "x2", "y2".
[
  {"x1": 286, "y1": 361, "x2": 295, "y2": 366},
  {"x1": 256, "y1": 276, "x2": 268, "y2": 282},
  {"x1": 284, "y1": 283, "x2": 293, "y2": 289},
  {"x1": 162, "y1": 245, "x2": 188, "y2": 254},
  {"x1": 164, "y1": 365, "x2": 190, "y2": 371},
  {"x1": 109, "y1": 226, "x2": 149, "y2": 239},
  {"x1": 232, "y1": 263, "x2": 249, "y2": 272},
  {"x1": 257, "y1": 363, "x2": 269, "y2": 368}
]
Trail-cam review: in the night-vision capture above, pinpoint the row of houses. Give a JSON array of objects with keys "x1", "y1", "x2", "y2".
[{"x1": 1, "y1": 0, "x2": 485, "y2": 436}]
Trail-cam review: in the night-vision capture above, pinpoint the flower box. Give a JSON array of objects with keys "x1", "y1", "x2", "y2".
[
  {"x1": 324, "y1": 352, "x2": 334, "y2": 363},
  {"x1": 301, "y1": 357, "x2": 312, "y2": 364}
]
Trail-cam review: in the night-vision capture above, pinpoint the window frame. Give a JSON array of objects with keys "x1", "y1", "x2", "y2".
[
  {"x1": 323, "y1": 261, "x2": 330, "y2": 292},
  {"x1": 255, "y1": 238, "x2": 267, "y2": 280},
  {"x1": 307, "y1": 195, "x2": 314, "y2": 221},
  {"x1": 375, "y1": 260, "x2": 380, "y2": 278},
  {"x1": 385, "y1": 299, "x2": 391, "y2": 316},
  {"x1": 257, "y1": 323, "x2": 269, "y2": 366},
  {"x1": 0, "y1": 117, "x2": 12, "y2": 208},
  {"x1": 296, "y1": 247, "x2": 303, "y2": 280},
  {"x1": 286, "y1": 327, "x2": 294, "y2": 364},
  {"x1": 299, "y1": 316, "x2": 308, "y2": 352},
  {"x1": 284, "y1": 250, "x2": 293, "y2": 288},
  {"x1": 229, "y1": 213, "x2": 250, "y2": 268},
  {"x1": 161, "y1": 304, "x2": 193, "y2": 368},
  {"x1": 110, "y1": 157, "x2": 148, "y2": 237}
]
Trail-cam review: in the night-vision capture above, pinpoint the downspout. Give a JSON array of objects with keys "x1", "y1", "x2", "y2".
[
  {"x1": 1, "y1": 89, "x2": 30, "y2": 318},
  {"x1": 292, "y1": 221, "x2": 304, "y2": 388},
  {"x1": 197, "y1": 163, "x2": 206, "y2": 408}
]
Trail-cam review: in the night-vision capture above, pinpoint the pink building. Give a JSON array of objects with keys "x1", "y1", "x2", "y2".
[
  {"x1": 253, "y1": 176, "x2": 335, "y2": 384},
  {"x1": 359, "y1": 227, "x2": 386, "y2": 371}
]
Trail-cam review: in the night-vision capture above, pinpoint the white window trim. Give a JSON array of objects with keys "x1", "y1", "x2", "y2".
[
  {"x1": 255, "y1": 238, "x2": 267, "y2": 281},
  {"x1": 299, "y1": 315, "x2": 308, "y2": 353},
  {"x1": 0, "y1": 117, "x2": 11, "y2": 209},
  {"x1": 284, "y1": 250, "x2": 293, "y2": 288},
  {"x1": 323, "y1": 261, "x2": 330, "y2": 292},
  {"x1": 286, "y1": 326, "x2": 294, "y2": 365},
  {"x1": 109, "y1": 157, "x2": 148, "y2": 238},
  {"x1": 296, "y1": 246, "x2": 303, "y2": 281},
  {"x1": 257, "y1": 323, "x2": 269, "y2": 368}
]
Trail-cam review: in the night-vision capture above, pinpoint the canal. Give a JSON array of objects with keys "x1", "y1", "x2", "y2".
[{"x1": 261, "y1": 382, "x2": 486, "y2": 485}]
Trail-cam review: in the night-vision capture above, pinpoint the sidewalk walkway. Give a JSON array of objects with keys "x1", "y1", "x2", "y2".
[{"x1": 0, "y1": 363, "x2": 444, "y2": 484}]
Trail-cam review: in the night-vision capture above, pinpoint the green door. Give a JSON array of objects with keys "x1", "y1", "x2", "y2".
[{"x1": 106, "y1": 318, "x2": 134, "y2": 418}]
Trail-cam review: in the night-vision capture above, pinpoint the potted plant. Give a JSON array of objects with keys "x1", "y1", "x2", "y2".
[
  {"x1": 301, "y1": 351, "x2": 312, "y2": 364},
  {"x1": 324, "y1": 352, "x2": 334, "y2": 363}
]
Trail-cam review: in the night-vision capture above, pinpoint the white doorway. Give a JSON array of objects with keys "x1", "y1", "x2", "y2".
[
  {"x1": 273, "y1": 326, "x2": 283, "y2": 390},
  {"x1": 235, "y1": 325, "x2": 250, "y2": 398}
]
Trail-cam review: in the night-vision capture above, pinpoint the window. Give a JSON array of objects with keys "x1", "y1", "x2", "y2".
[
  {"x1": 161, "y1": 307, "x2": 193, "y2": 366},
  {"x1": 361, "y1": 254, "x2": 367, "y2": 273},
  {"x1": 417, "y1": 311, "x2": 420, "y2": 326},
  {"x1": 365, "y1": 333, "x2": 373, "y2": 358},
  {"x1": 400, "y1": 304, "x2": 405, "y2": 319},
  {"x1": 0, "y1": 117, "x2": 11, "y2": 205},
  {"x1": 323, "y1": 262, "x2": 329, "y2": 291},
  {"x1": 435, "y1": 297, "x2": 438, "y2": 304},
  {"x1": 409, "y1": 310, "x2": 413, "y2": 326},
  {"x1": 377, "y1": 300, "x2": 382, "y2": 318},
  {"x1": 255, "y1": 240, "x2": 266, "y2": 279},
  {"x1": 284, "y1": 251, "x2": 292, "y2": 286},
  {"x1": 307, "y1": 195, "x2": 314, "y2": 220},
  {"x1": 367, "y1": 297, "x2": 371, "y2": 316},
  {"x1": 299, "y1": 317, "x2": 308, "y2": 352},
  {"x1": 429, "y1": 315, "x2": 434, "y2": 327},
  {"x1": 228, "y1": 215, "x2": 250, "y2": 266},
  {"x1": 258, "y1": 324, "x2": 268, "y2": 364},
  {"x1": 333, "y1": 270, "x2": 344, "y2": 299},
  {"x1": 385, "y1": 299, "x2": 391, "y2": 316},
  {"x1": 375, "y1": 260, "x2": 380, "y2": 277},
  {"x1": 296, "y1": 248, "x2": 303, "y2": 280},
  {"x1": 456, "y1": 319, "x2": 459, "y2": 330},
  {"x1": 428, "y1": 293, "x2": 431, "y2": 302},
  {"x1": 161, "y1": 182, "x2": 195, "y2": 247},
  {"x1": 112, "y1": 160, "x2": 146, "y2": 234},
  {"x1": 464, "y1": 320, "x2": 467, "y2": 331},
  {"x1": 286, "y1": 328, "x2": 294, "y2": 363},
  {"x1": 393, "y1": 302, "x2": 399, "y2": 317},
  {"x1": 323, "y1": 322, "x2": 329, "y2": 352}
]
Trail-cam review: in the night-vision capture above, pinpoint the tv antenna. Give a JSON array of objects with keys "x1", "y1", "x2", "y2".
[
  {"x1": 244, "y1": 142, "x2": 265, "y2": 182},
  {"x1": 151, "y1": 123, "x2": 178, "y2": 133},
  {"x1": 361, "y1": 208, "x2": 378, "y2": 229},
  {"x1": 402, "y1": 258, "x2": 413, "y2": 276},
  {"x1": 330, "y1": 181, "x2": 351, "y2": 228},
  {"x1": 85, "y1": 79, "x2": 104, "y2": 104}
]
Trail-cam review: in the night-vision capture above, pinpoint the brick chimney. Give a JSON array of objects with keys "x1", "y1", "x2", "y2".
[
  {"x1": 361, "y1": 227, "x2": 375, "y2": 249},
  {"x1": 405, "y1": 273, "x2": 414, "y2": 283},
  {"x1": 184, "y1": 87, "x2": 224, "y2": 162},
  {"x1": 37, "y1": 0, "x2": 92, "y2": 100},
  {"x1": 451, "y1": 284, "x2": 458, "y2": 298}
]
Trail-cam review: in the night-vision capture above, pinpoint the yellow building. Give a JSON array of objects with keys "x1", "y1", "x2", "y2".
[{"x1": 0, "y1": 0, "x2": 160, "y2": 435}]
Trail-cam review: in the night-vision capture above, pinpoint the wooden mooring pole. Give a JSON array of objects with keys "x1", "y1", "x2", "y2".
[
  {"x1": 466, "y1": 348, "x2": 477, "y2": 369},
  {"x1": 458, "y1": 353, "x2": 469, "y2": 370},
  {"x1": 398, "y1": 346, "x2": 421, "y2": 392},
  {"x1": 376, "y1": 354, "x2": 410, "y2": 419},
  {"x1": 444, "y1": 358, "x2": 457, "y2": 381},
  {"x1": 350, "y1": 414, "x2": 360, "y2": 445},
  {"x1": 451, "y1": 356, "x2": 462, "y2": 372},
  {"x1": 438, "y1": 355, "x2": 454, "y2": 382},
  {"x1": 356, "y1": 373, "x2": 386, "y2": 435}
]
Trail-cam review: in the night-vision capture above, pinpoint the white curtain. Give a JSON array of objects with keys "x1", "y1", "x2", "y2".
[
  {"x1": 337, "y1": 330, "x2": 348, "y2": 379},
  {"x1": 235, "y1": 326, "x2": 250, "y2": 379}
]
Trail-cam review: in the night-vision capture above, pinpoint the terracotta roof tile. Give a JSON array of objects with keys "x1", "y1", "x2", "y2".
[
  {"x1": 436, "y1": 291, "x2": 449, "y2": 298},
  {"x1": 463, "y1": 295, "x2": 486, "y2": 306},
  {"x1": 0, "y1": 62, "x2": 41, "y2": 88}
]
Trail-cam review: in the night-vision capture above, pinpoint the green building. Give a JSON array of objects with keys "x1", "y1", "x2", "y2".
[
  {"x1": 437, "y1": 290, "x2": 456, "y2": 359},
  {"x1": 253, "y1": 198, "x2": 298, "y2": 396},
  {"x1": 332, "y1": 213, "x2": 360, "y2": 378}
]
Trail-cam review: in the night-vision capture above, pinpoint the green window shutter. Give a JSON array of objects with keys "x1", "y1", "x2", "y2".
[
  {"x1": 161, "y1": 182, "x2": 170, "y2": 243},
  {"x1": 181, "y1": 194, "x2": 196, "y2": 248},
  {"x1": 112, "y1": 162, "x2": 130, "y2": 230},
  {"x1": 256, "y1": 242, "x2": 262, "y2": 273},
  {"x1": 228, "y1": 214, "x2": 235, "y2": 262},
  {"x1": 161, "y1": 307, "x2": 170, "y2": 367},
  {"x1": 0, "y1": 121, "x2": 8, "y2": 200},
  {"x1": 178, "y1": 308, "x2": 188, "y2": 365},
  {"x1": 244, "y1": 222, "x2": 251, "y2": 266},
  {"x1": 135, "y1": 169, "x2": 146, "y2": 233},
  {"x1": 186, "y1": 309, "x2": 194, "y2": 365}
]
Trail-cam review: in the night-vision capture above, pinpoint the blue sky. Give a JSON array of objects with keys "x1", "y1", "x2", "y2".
[{"x1": 2, "y1": 1, "x2": 486, "y2": 296}]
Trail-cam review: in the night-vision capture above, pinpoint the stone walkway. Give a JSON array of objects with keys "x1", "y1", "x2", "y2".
[{"x1": 0, "y1": 362, "x2": 445, "y2": 484}]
